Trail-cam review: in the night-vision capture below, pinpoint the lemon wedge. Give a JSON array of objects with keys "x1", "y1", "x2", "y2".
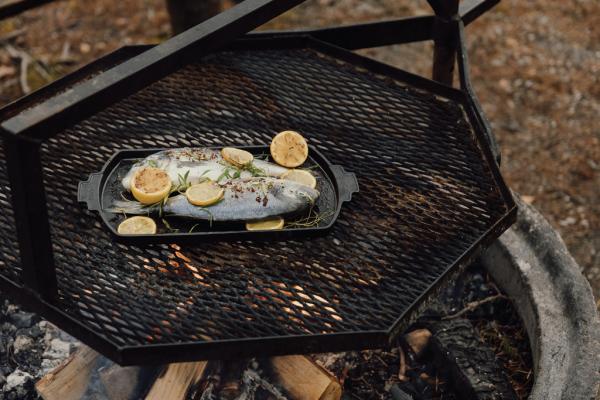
[
  {"x1": 186, "y1": 180, "x2": 224, "y2": 206},
  {"x1": 245, "y1": 217, "x2": 285, "y2": 231},
  {"x1": 280, "y1": 169, "x2": 317, "y2": 189},
  {"x1": 270, "y1": 130, "x2": 309, "y2": 168},
  {"x1": 117, "y1": 216, "x2": 157, "y2": 235},
  {"x1": 131, "y1": 167, "x2": 171, "y2": 205},
  {"x1": 222, "y1": 147, "x2": 253, "y2": 167}
]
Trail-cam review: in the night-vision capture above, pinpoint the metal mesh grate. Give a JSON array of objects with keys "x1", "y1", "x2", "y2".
[
  {"x1": 5, "y1": 44, "x2": 508, "y2": 351},
  {"x1": 0, "y1": 142, "x2": 22, "y2": 284}
]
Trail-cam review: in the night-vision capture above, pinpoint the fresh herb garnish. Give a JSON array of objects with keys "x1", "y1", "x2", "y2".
[
  {"x1": 217, "y1": 166, "x2": 235, "y2": 182},
  {"x1": 147, "y1": 160, "x2": 158, "y2": 168},
  {"x1": 177, "y1": 170, "x2": 191, "y2": 193},
  {"x1": 244, "y1": 163, "x2": 266, "y2": 177},
  {"x1": 285, "y1": 209, "x2": 334, "y2": 228},
  {"x1": 162, "y1": 218, "x2": 179, "y2": 233}
]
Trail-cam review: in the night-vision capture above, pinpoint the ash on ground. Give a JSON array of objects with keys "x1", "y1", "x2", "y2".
[{"x1": 0, "y1": 299, "x2": 78, "y2": 400}]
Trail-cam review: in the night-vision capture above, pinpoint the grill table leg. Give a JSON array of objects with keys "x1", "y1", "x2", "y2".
[
  {"x1": 428, "y1": 0, "x2": 459, "y2": 86},
  {"x1": 3, "y1": 137, "x2": 57, "y2": 299}
]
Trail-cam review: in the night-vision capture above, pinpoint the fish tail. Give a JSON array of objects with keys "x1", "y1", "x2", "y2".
[{"x1": 107, "y1": 200, "x2": 158, "y2": 215}]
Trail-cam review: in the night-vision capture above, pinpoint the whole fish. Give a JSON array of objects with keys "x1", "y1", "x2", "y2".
[
  {"x1": 112, "y1": 177, "x2": 319, "y2": 222},
  {"x1": 122, "y1": 148, "x2": 288, "y2": 190}
]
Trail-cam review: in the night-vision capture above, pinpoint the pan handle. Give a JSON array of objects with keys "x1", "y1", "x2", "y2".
[
  {"x1": 78, "y1": 172, "x2": 103, "y2": 211},
  {"x1": 330, "y1": 165, "x2": 359, "y2": 203}
]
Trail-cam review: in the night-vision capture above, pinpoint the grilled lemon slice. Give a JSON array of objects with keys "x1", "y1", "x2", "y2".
[
  {"x1": 246, "y1": 217, "x2": 285, "y2": 231},
  {"x1": 222, "y1": 147, "x2": 253, "y2": 167},
  {"x1": 280, "y1": 169, "x2": 317, "y2": 189},
  {"x1": 118, "y1": 216, "x2": 157, "y2": 235},
  {"x1": 186, "y1": 180, "x2": 224, "y2": 206},
  {"x1": 270, "y1": 130, "x2": 309, "y2": 168},
  {"x1": 131, "y1": 167, "x2": 172, "y2": 205}
]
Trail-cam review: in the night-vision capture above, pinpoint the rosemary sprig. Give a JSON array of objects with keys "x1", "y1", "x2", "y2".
[
  {"x1": 161, "y1": 218, "x2": 179, "y2": 233},
  {"x1": 147, "y1": 160, "x2": 158, "y2": 168},
  {"x1": 196, "y1": 207, "x2": 214, "y2": 227},
  {"x1": 253, "y1": 153, "x2": 270, "y2": 161},
  {"x1": 285, "y1": 209, "x2": 334, "y2": 229},
  {"x1": 217, "y1": 167, "x2": 234, "y2": 182},
  {"x1": 244, "y1": 162, "x2": 266, "y2": 177},
  {"x1": 177, "y1": 170, "x2": 191, "y2": 192}
]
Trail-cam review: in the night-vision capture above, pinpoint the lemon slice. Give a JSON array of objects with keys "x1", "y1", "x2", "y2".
[
  {"x1": 222, "y1": 147, "x2": 253, "y2": 167},
  {"x1": 246, "y1": 217, "x2": 285, "y2": 231},
  {"x1": 131, "y1": 167, "x2": 171, "y2": 205},
  {"x1": 280, "y1": 169, "x2": 317, "y2": 189},
  {"x1": 117, "y1": 216, "x2": 157, "y2": 235},
  {"x1": 270, "y1": 130, "x2": 309, "y2": 168},
  {"x1": 186, "y1": 180, "x2": 224, "y2": 206}
]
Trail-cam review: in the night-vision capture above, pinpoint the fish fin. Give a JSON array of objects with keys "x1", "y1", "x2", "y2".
[{"x1": 106, "y1": 200, "x2": 157, "y2": 215}]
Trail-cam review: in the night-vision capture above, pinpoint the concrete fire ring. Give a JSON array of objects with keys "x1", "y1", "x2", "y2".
[{"x1": 480, "y1": 197, "x2": 600, "y2": 399}]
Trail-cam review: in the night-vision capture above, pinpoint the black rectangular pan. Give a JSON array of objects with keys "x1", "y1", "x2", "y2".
[{"x1": 78, "y1": 145, "x2": 358, "y2": 244}]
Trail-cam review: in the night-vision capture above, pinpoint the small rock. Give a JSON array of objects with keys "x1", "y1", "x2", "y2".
[
  {"x1": 521, "y1": 195, "x2": 535, "y2": 205},
  {"x1": 18, "y1": 325, "x2": 43, "y2": 339},
  {"x1": 498, "y1": 78, "x2": 511, "y2": 93},
  {"x1": 5, "y1": 369, "x2": 33, "y2": 391},
  {"x1": 559, "y1": 216, "x2": 577, "y2": 227},
  {"x1": 12, "y1": 335, "x2": 33, "y2": 354},
  {"x1": 1, "y1": 323, "x2": 16, "y2": 335},
  {"x1": 43, "y1": 338, "x2": 72, "y2": 360},
  {"x1": 5, "y1": 304, "x2": 19, "y2": 314},
  {"x1": 40, "y1": 358, "x2": 62, "y2": 375},
  {"x1": 10, "y1": 312, "x2": 36, "y2": 329},
  {"x1": 404, "y1": 329, "x2": 432, "y2": 357}
]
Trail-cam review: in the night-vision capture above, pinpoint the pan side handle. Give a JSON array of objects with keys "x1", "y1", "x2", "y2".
[
  {"x1": 78, "y1": 172, "x2": 103, "y2": 211},
  {"x1": 330, "y1": 165, "x2": 359, "y2": 203}
]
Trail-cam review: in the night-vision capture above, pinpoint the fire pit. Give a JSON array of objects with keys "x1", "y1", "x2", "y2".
[{"x1": 0, "y1": 0, "x2": 515, "y2": 366}]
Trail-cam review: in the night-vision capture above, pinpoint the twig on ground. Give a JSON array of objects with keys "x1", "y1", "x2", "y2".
[
  {"x1": 398, "y1": 346, "x2": 408, "y2": 382},
  {"x1": 3, "y1": 43, "x2": 52, "y2": 94},
  {"x1": 0, "y1": 28, "x2": 27, "y2": 43},
  {"x1": 0, "y1": 77, "x2": 19, "y2": 91},
  {"x1": 442, "y1": 294, "x2": 507, "y2": 320},
  {"x1": 4, "y1": 43, "x2": 31, "y2": 94}
]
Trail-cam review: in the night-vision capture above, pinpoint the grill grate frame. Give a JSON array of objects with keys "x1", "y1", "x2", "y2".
[{"x1": 0, "y1": 37, "x2": 515, "y2": 364}]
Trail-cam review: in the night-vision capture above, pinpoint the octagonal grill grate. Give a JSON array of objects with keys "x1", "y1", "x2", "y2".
[{"x1": 0, "y1": 38, "x2": 514, "y2": 364}]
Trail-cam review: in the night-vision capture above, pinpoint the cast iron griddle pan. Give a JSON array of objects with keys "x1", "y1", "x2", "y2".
[{"x1": 78, "y1": 146, "x2": 358, "y2": 245}]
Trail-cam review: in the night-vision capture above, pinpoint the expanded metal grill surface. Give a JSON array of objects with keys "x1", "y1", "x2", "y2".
[
  {"x1": 1, "y1": 43, "x2": 511, "y2": 356},
  {"x1": 0, "y1": 143, "x2": 21, "y2": 284}
]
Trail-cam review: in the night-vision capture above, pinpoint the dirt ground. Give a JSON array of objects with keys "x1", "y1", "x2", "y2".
[{"x1": 0, "y1": 0, "x2": 598, "y2": 300}]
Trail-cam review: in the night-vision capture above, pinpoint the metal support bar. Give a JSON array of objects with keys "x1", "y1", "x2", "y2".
[
  {"x1": 0, "y1": 0, "x2": 57, "y2": 20},
  {"x1": 428, "y1": 0, "x2": 459, "y2": 86},
  {"x1": 1, "y1": 0, "x2": 305, "y2": 140},
  {"x1": 248, "y1": 16, "x2": 435, "y2": 50},
  {"x1": 246, "y1": 0, "x2": 500, "y2": 51},
  {"x1": 3, "y1": 136, "x2": 57, "y2": 299},
  {"x1": 456, "y1": 21, "x2": 501, "y2": 164},
  {"x1": 459, "y1": 0, "x2": 501, "y2": 26}
]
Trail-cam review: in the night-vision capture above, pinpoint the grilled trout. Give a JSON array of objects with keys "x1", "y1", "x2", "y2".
[
  {"x1": 122, "y1": 148, "x2": 288, "y2": 190},
  {"x1": 112, "y1": 177, "x2": 319, "y2": 222}
]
